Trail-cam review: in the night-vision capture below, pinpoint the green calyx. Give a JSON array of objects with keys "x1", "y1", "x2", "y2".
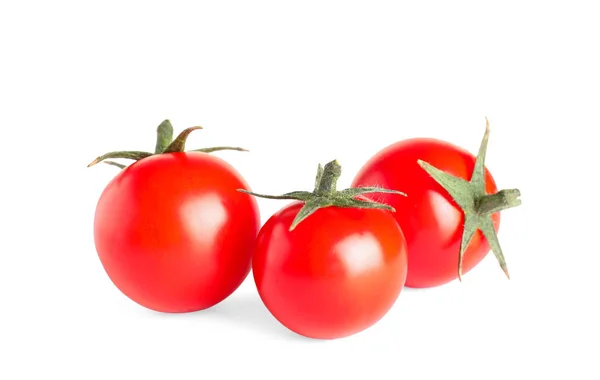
[
  {"x1": 238, "y1": 160, "x2": 406, "y2": 231},
  {"x1": 87, "y1": 119, "x2": 248, "y2": 169},
  {"x1": 417, "y1": 118, "x2": 522, "y2": 281}
]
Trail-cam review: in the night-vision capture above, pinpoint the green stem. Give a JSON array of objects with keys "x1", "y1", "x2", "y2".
[
  {"x1": 155, "y1": 119, "x2": 174, "y2": 153},
  {"x1": 237, "y1": 190, "x2": 312, "y2": 201},
  {"x1": 163, "y1": 126, "x2": 203, "y2": 153},
  {"x1": 88, "y1": 120, "x2": 249, "y2": 169},
  {"x1": 88, "y1": 151, "x2": 153, "y2": 167},
  {"x1": 238, "y1": 159, "x2": 406, "y2": 231},
  {"x1": 476, "y1": 189, "x2": 522, "y2": 215},
  {"x1": 103, "y1": 161, "x2": 127, "y2": 169},
  {"x1": 190, "y1": 146, "x2": 248, "y2": 153},
  {"x1": 417, "y1": 118, "x2": 521, "y2": 281},
  {"x1": 315, "y1": 160, "x2": 342, "y2": 195}
]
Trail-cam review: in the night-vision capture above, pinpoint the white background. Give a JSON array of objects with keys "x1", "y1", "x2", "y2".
[{"x1": 1, "y1": 1, "x2": 598, "y2": 379}]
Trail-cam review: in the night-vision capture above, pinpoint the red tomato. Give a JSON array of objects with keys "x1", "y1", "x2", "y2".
[
  {"x1": 252, "y1": 200, "x2": 408, "y2": 339},
  {"x1": 94, "y1": 152, "x2": 260, "y2": 312},
  {"x1": 352, "y1": 138, "x2": 500, "y2": 288}
]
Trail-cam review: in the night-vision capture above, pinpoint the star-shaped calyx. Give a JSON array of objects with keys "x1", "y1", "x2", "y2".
[
  {"x1": 417, "y1": 118, "x2": 521, "y2": 280},
  {"x1": 87, "y1": 119, "x2": 248, "y2": 169},
  {"x1": 239, "y1": 160, "x2": 407, "y2": 231}
]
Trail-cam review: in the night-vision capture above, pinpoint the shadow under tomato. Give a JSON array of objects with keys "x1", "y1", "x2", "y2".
[
  {"x1": 134, "y1": 291, "x2": 338, "y2": 342},
  {"x1": 205, "y1": 292, "x2": 312, "y2": 341},
  {"x1": 136, "y1": 292, "x2": 302, "y2": 340},
  {"x1": 401, "y1": 286, "x2": 434, "y2": 293}
]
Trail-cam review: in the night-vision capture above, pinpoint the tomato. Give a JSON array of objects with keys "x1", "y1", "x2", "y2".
[
  {"x1": 90, "y1": 120, "x2": 259, "y2": 312},
  {"x1": 241, "y1": 160, "x2": 408, "y2": 339},
  {"x1": 352, "y1": 121, "x2": 520, "y2": 288}
]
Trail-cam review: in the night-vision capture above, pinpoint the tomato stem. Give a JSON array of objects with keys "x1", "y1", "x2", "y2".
[
  {"x1": 189, "y1": 146, "x2": 249, "y2": 153},
  {"x1": 238, "y1": 159, "x2": 406, "y2": 231},
  {"x1": 154, "y1": 119, "x2": 174, "y2": 153},
  {"x1": 315, "y1": 160, "x2": 342, "y2": 195},
  {"x1": 162, "y1": 126, "x2": 203, "y2": 153},
  {"x1": 476, "y1": 189, "x2": 521, "y2": 215},
  {"x1": 87, "y1": 119, "x2": 248, "y2": 169},
  {"x1": 103, "y1": 160, "x2": 127, "y2": 169},
  {"x1": 417, "y1": 118, "x2": 521, "y2": 281},
  {"x1": 87, "y1": 151, "x2": 153, "y2": 167}
]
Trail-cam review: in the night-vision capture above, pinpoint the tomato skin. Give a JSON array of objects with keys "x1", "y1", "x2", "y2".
[
  {"x1": 252, "y1": 201, "x2": 408, "y2": 339},
  {"x1": 352, "y1": 138, "x2": 500, "y2": 288},
  {"x1": 93, "y1": 152, "x2": 260, "y2": 312}
]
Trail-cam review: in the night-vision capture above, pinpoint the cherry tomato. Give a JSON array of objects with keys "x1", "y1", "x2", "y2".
[
  {"x1": 245, "y1": 160, "x2": 408, "y2": 339},
  {"x1": 352, "y1": 137, "x2": 500, "y2": 288},
  {"x1": 253, "y1": 202, "x2": 407, "y2": 339},
  {"x1": 90, "y1": 120, "x2": 260, "y2": 312}
]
